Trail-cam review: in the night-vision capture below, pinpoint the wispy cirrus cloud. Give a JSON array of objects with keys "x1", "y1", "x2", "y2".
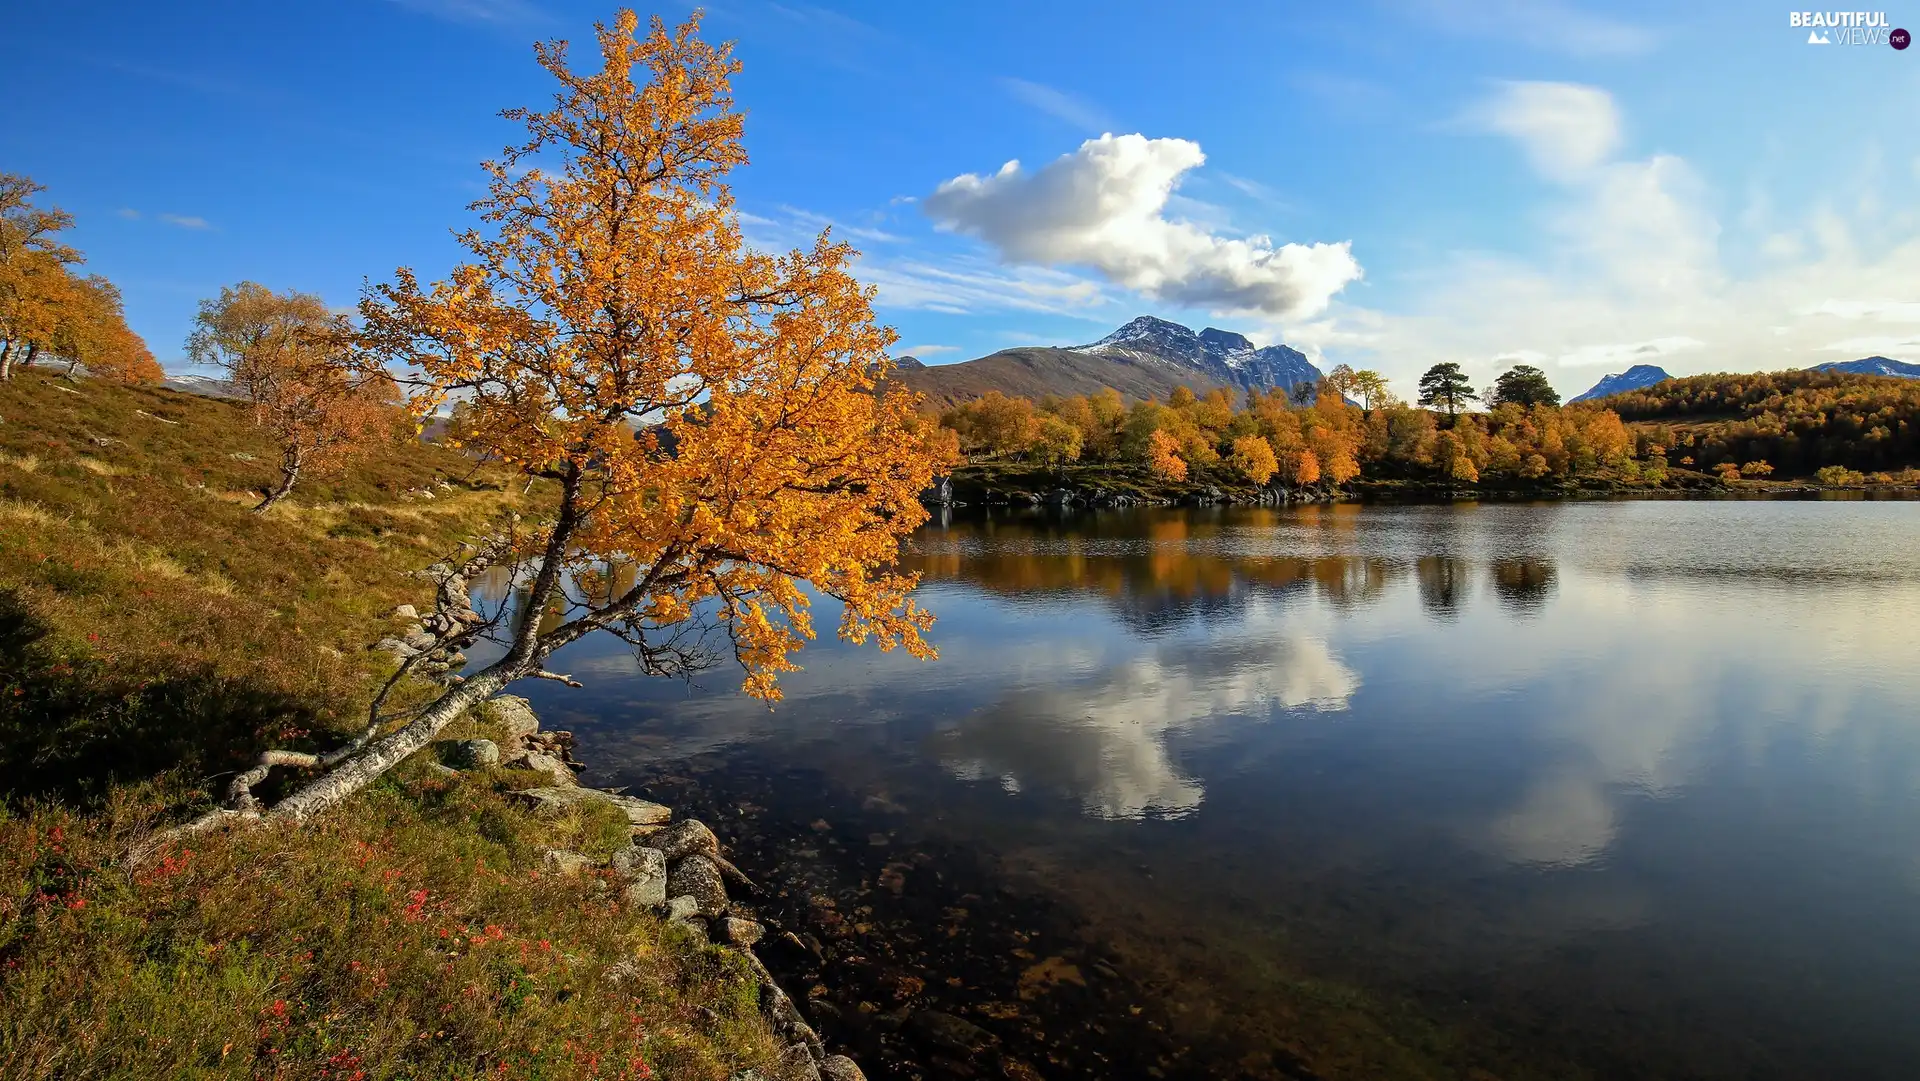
[
  {"x1": 999, "y1": 77, "x2": 1115, "y2": 133},
  {"x1": 857, "y1": 256, "x2": 1112, "y2": 319},
  {"x1": 1461, "y1": 80, "x2": 1622, "y2": 180},
  {"x1": 1286, "y1": 81, "x2": 1920, "y2": 400},
  {"x1": 117, "y1": 208, "x2": 213, "y2": 230}
]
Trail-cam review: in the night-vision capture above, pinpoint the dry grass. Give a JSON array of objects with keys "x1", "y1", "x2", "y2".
[
  {"x1": 0, "y1": 371, "x2": 799, "y2": 1081},
  {"x1": 0, "y1": 499, "x2": 54, "y2": 525},
  {"x1": 0, "y1": 779, "x2": 795, "y2": 1081}
]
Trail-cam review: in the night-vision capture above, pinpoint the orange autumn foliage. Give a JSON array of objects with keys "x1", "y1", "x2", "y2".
[
  {"x1": 360, "y1": 10, "x2": 954, "y2": 700},
  {"x1": 189, "y1": 282, "x2": 400, "y2": 511},
  {"x1": 1229, "y1": 434, "x2": 1278, "y2": 485},
  {"x1": 1146, "y1": 428, "x2": 1188, "y2": 481},
  {"x1": 0, "y1": 173, "x2": 159, "y2": 384}
]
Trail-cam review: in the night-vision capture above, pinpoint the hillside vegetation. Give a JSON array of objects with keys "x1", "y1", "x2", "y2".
[
  {"x1": 1608, "y1": 369, "x2": 1920, "y2": 482},
  {"x1": 932, "y1": 382, "x2": 1715, "y2": 501},
  {"x1": 0, "y1": 371, "x2": 800, "y2": 1080}
]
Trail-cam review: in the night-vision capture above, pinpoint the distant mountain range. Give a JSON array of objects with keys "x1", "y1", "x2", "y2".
[
  {"x1": 1570, "y1": 365, "x2": 1673, "y2": 402},
  {"x1": 896, "y1": 316, "x2": 1323, "y2": 406},
  {"x1": 150, "y1": 339, "x2": 1918, "y2": 413},
  {"x1": 1807, "y1": 355, "x2": 1920, "y2": 379},
  {"x1": 1568, "y1": 355, "x2": 1919, "y2": 404}
]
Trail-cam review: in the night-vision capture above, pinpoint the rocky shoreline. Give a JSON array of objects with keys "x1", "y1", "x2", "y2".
[{"x1": 430, "y1": 694, "x2": 869, "y2": 1081}]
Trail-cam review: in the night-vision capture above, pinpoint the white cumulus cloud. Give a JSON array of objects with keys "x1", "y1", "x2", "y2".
[{"x1": 922, "y1": 133, "x2": 1363, "y2": 320}]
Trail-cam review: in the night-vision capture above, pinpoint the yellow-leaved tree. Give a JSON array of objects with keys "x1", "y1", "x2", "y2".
[
  {"x1": 1229, "y1": 434, "x2": 1278, "y2": 485},
  {"x1": 188, "y1": 283, "x2": 401, "y2": 511},
  {"x1": 202, "y1": 10, "x2": 953, "y2": 826}
]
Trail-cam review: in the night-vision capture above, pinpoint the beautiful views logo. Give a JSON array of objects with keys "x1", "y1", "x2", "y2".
[{"x1": 1790, "y1": 10, "x2": 1901, "y2": 44}]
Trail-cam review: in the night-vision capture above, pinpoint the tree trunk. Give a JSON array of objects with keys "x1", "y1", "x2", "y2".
[
  {"x1": 254, "y1": 447, "x2": 302, "y2": 512},
  {"x1": 267, "y1": 667, "x2": 509, "y2": 822},
  {"x1": 22, "y1": 342, "x2": 38, "y2": 369},
  {"x1": 0, "y1": 340, "x2": 13, "y2": 382}
]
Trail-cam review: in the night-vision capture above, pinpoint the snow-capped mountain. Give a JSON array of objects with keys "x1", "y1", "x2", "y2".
[
  {"x1": 161, "y1": 373, "x2": 241, "y2": 399},
  {"x1": 1807, "y1": 356, "x2": 1920, "y2": 379},
  {"x1": 893, "y1": 315, "x2": 1324, "y2": 407},
  {"x1": 1071, "y1": 316, "x2": 1322, "y2": 393},
  {"x1": 1569, "y1": 364, "x2": 1672, "y2": 403}
]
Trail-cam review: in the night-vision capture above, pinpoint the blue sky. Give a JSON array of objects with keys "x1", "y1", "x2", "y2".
[{"x1": 5, "y1": 0, "x2": 1918, "y2": 397}]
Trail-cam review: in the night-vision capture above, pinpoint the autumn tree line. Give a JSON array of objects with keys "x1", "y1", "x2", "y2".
[
  {"x1": 1607, "y1": 369, "x2": 1920, "y2": 485},
  {"x1": 0, "y1": 175, "x2": 161, "y2": 384},
  {"x1": 936, "y1": 361, "x2": 1648, "y2": 489},
  {"x1": 3, "y1": 175, "x2": 406, "y2": 510}
]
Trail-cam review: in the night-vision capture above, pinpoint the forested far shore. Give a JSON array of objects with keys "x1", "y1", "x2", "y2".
[{"x1": 926, "y1": 365, "x2": 1920, "y2": 498}]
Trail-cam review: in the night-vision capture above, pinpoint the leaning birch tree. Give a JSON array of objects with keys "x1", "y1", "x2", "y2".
[{"x1": 194, "y1": 10, "x2": 950, "y2": 828}]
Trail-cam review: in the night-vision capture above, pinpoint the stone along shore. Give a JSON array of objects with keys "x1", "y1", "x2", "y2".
[{"x1": 433, "y1": 694, "x2": 868, "y2": 1081}]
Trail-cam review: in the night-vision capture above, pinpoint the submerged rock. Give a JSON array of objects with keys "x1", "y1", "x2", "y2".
[
  {"x1": 820, "y1": 1056, "x2": 867, "y2": 1081},
  {"x1": 910, "y1": 1010, "x2": 997, "y2": 1056},
  {"x1": 667, "y1": 854, "x2": 729, "y2": 916},
  {"x1": 507, "y1": 786, "x2": 672, "y2": 825}
]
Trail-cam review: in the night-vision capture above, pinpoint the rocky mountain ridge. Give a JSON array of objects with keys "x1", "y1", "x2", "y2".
[{"x1": 896, "y1": 315, "x2": 1322, "y2": 407}]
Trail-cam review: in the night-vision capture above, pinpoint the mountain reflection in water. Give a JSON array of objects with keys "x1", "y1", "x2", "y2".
[{"x1": 496, "y1": 499, "x2": 1920, "y2": 1081}]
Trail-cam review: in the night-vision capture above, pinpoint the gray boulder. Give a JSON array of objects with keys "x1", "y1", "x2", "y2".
[
  {"x1": 441, "y1": 738, "x2": 499, "y2": 769},
  {"x1": 641, "y1": 818, "x2": 719, "y2": 862},
  {"x1": 778, "y1": 1044, "x2": 822, "y2": 1080},
  {"x1": 507, "y1": 786, "x2": 671, "y2": 826},
  {"x1": 664, "y1": 894, "x2": 701, "y2": 922},
  {"x1": 820, "y1": 1056, "x2": 867, "y2": 1081},
  {"x1": 390, "y1": 603, "x2": 418, "y2": 620},
  {"x1": 612, "y1": 845, "x2": 668, "y2": 907},
  {"x1": 666, "y1": 854, "x2": 729, "y2": 916},
  {"x1": 486, "y1": 695, "x2": 541, "y2": 745},
  {"x1": 722, "y1": 917, "x2": 764, "y2": 947},
  {"x1": 373, "y1": 637, "x2": 420, "y2": 659},
  {"x1": 510, "y1": 750, "x2": 577, "y2": 785}
]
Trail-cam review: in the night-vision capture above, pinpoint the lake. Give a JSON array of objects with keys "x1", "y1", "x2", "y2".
[{"x1": 505, "y1": 498, "x2": 1920, "y2": 1080}]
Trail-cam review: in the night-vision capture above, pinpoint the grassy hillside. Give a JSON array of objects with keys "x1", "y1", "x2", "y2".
[
  {"x1": 897, "y1": 346, "x2": 1234, "y2": 407},
  {"x1": 0, "y1": 371, "x2": 801, "y2": 1080}
]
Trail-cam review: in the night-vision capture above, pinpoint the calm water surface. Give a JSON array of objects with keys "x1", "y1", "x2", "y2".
[{"x1": 510, "y1": 500, "x2": 1920, "y2": 1079}]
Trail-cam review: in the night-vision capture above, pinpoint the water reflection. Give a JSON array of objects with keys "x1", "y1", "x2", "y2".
[
  {"x1": 510, "y1": 501, "x2": 1920, "y2": 1081},
  {"x1": 908, "y1": 513, "x2": 1424, "y2": 631},
  {"x1": 1414, "y1": 555, "x2": 1469, "y2": 619},
  {"x1": 1489, "y1": 558, "x2": 1557, "y2": 614},
  {"x1": 934, "y1": 635, "x2": 1358, "y2": 819}
]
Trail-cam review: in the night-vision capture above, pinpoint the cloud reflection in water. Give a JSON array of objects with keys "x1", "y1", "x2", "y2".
[{"x1": 936, "y1": 634, "x2": 1358, "y2": 820}]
